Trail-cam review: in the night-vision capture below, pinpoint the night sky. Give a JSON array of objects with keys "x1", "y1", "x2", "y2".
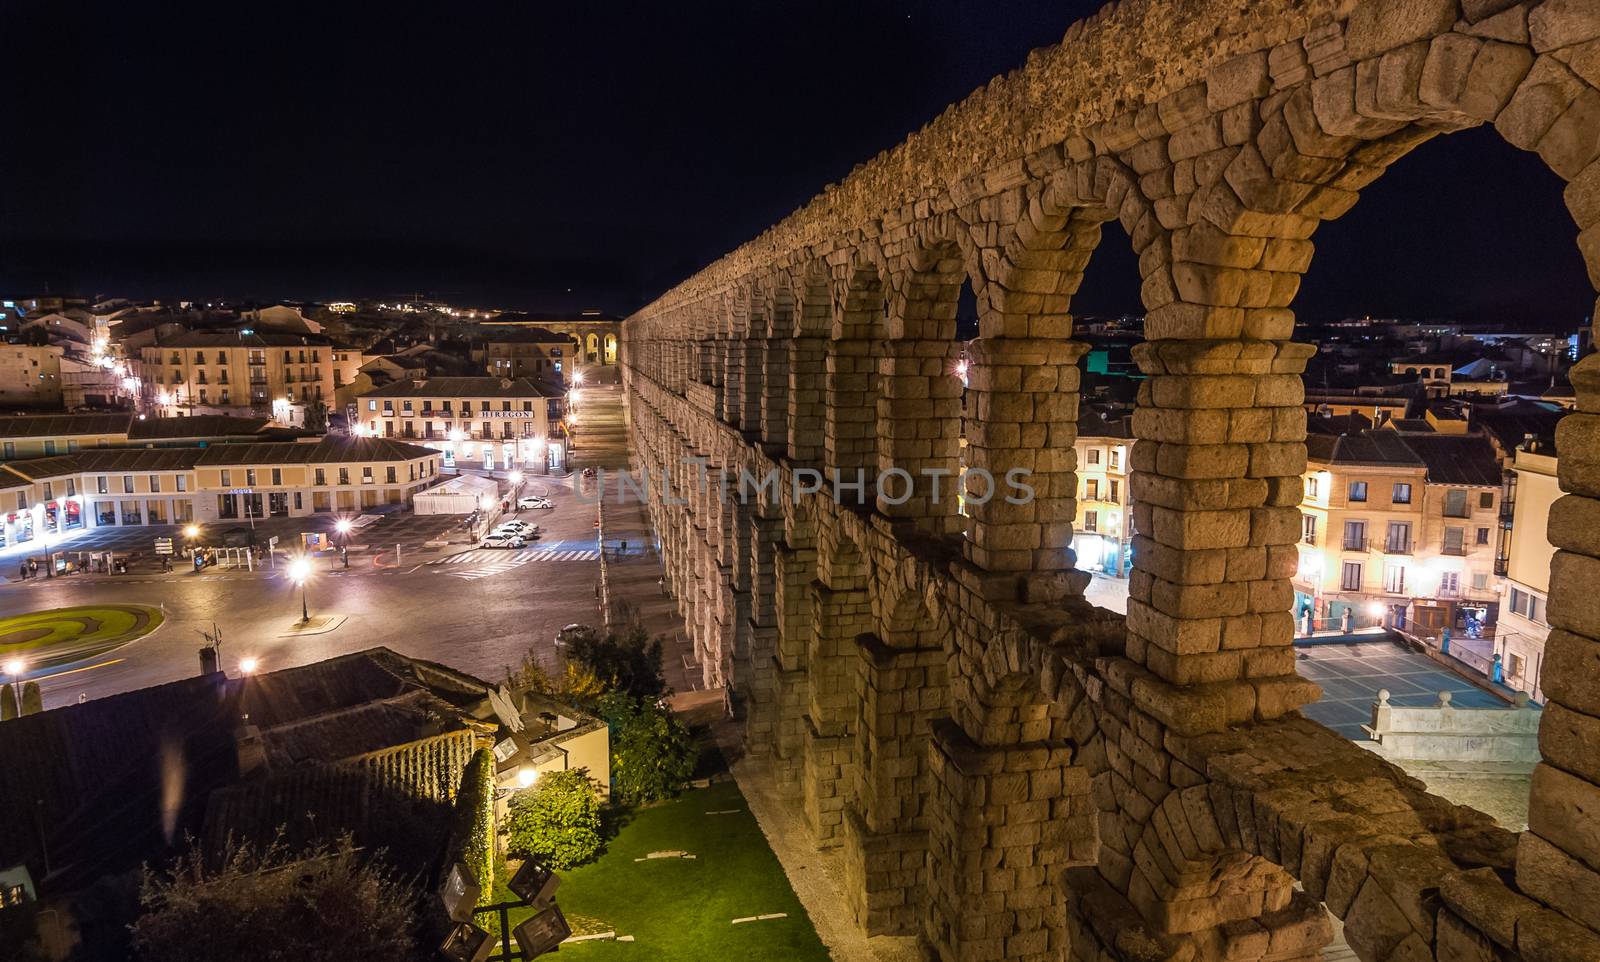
[{"x1": 1, "y1": 0, "x2": 1592, "y2": 327}]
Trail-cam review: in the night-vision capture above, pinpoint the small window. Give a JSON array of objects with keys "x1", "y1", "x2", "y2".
[
  {"x1": 1476, "y1": 527, "x2": 1490, "y2": 545},
  {"x1": 1085, "y1": 479, "x2": 1099, "y2": 500},
  {"x1": 1392, "y1": 483, "x2": 1411, "y2": 505},
  {"x1": 1109, "y1": 448, "x2": 1121, "y2": 470},
  {"x1": 367, "y1": 400, "x2": 377, "y2": 411},
  {"x1": 1479, "y1": 492, "x2": 1494, "y2": 509},
  {"x1": 221, "y1": 470, "x2": 232, "y2": 486},
  {"x1": 149, "y1": 475, "x2": 160, "y2": 493},
  {"x1": 1341, "y1": 561, "x2": 1362, "y2": 591},
  {"x1": 362, "y1": 467, "x2": 374, "y2": 484},
  {"x1": 386, "y1": 466, "x2": 397, "y2": 483},
  {"x1": 1109, "y1": 479, "x2": 1119, "y2": 502},
  {"x1": 246, "y1": 469, "x2": 257, "y2": 487},
  {"x1": 1444, "y1": 489, "x2": 1468, "y2": 518},
  {"x1": 1471, "y1": 572, "x2": 1488, "y2": 590},
  {"x1": 176, "y1": 476, "x2": 187, "y2": 492},
  {"x1": 271, "y1": 468, "x2": 282, "y2": 486},
  {"x1": 1302, "y1": 514, "x2": 1317, "y2": 544},
  {"x1": 96, "y1": 475, "x2": 108, "y2": 494},
  {"x1": 1348, "y1": 481, "x2": 1367, "y2": 502},
  {"x1": 339, "y1": 468, "x2": 350, "y2": 485},
  {"x1": 315, "y1": 468, "x2": 326, "y2": 486},
  {"x1": 1083, "y1": 510, "x2": 1097, "y2": 532},
  {"x1": 1383, "y1": 564, "x2": 1406, "y2": 594},
  {"x1": 1306, "y1": 476, "x2": 1320, "y2": 500},
  {"x1": 1087, "y1": 448, "x2": 1100, "y2": 466},
  {"x1": 122, "y1": 475, "x2": 135, "y2": 494}
]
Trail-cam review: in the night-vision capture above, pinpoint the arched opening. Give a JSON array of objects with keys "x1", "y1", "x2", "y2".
[
  {"x1": 826, "y1": 263, "x2": 887, "y2": 505},
  {"x1": 787, "y1": 263, "x2": 831, "y2": 466},
  {"x1": 603, "y1": 333, "x2": 617, "y2": 364}
]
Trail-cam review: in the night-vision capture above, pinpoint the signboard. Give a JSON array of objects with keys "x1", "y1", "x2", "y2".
[
  {"x1": 153, "y1": 538, "x2": 174, "y2": 555},
  {"x1": 268, "y1": 535, "x2": 279, "y2": 548},
  {"x1": 512, "y1": 905, "x2": 571, "y2": 959}
]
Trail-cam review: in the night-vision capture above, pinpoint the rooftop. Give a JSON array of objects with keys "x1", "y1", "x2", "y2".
[{"x1": 360, "y1": 376, "x2": 555, "y2": 399}]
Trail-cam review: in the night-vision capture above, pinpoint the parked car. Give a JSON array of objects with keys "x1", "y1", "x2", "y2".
[
  {"x1": 518, "y1": 496, "x2": 553, "y2": 510},
  {"x1": 495, "y1": 520, "x2": 538, "y2": 536},
  {"x1": 482, "y1": 533, "x2": 526, "y2": 549},
  {"x1": 555, "y1": 624, "x2": 595, "y2": 647}
]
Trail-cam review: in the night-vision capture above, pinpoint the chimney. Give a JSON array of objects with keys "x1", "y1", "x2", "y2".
[
  {"x1": 199, "y1": 646, "x2": 220, "y2": 676},
  {"x1": 235, "y1": 717, "x2": 268, "y2": 777}
]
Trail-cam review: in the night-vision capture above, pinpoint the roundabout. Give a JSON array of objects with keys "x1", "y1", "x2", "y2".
[{"x1": 0, "y1": 605, "x2": 165, "y2": 673}]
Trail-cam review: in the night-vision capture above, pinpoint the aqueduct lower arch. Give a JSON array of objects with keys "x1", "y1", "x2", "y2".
[{"x1": 622, "y1": 1, "x2": 1600, "y2": 959}]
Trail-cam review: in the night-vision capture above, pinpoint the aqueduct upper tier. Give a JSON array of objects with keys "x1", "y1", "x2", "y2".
[{"x1": 620, "y1": 1, "x2": 1600, "y2": 959}]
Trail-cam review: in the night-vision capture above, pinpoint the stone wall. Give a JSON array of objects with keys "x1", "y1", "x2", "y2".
[{"x1": 622, "y1": 1, "x2": 1600, "y2": 959}]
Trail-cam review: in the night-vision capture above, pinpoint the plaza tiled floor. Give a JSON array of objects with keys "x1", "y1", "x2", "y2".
[{"x1": 1295, "y1": 639, "x2": 1511, "y2": 740}]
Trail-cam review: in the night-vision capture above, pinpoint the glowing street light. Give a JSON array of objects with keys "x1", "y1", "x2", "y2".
[
  {"x1": 517, "y1": 767, "x2": 538, "y2": 788},
  {"x1": 571, "y1": 371, "x2": 585, "y2": 386},
  {"x1": 288, "y1": 556, "x2": 312, "y2": 623},
  {"x1": 2, "y1": 658, "x2": 23, "y2": 708},
  {"x1": 509, "y1": 470, "x2": 523, "y2": 485},
  {"x1": 240, "y1": 657, "x2": 259, "y2": 675}
]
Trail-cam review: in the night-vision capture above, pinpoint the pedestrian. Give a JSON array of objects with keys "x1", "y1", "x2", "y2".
[
  {"x1": 620, "y1": 539, "x2": 628, "y2": 556},
  {"x1": 18, "y1": 561, "x2": 27, "y2": 581}
]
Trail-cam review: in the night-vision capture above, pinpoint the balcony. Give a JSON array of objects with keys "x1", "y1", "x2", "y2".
[
  {"x1": 1341, "y1": 538, "x2": 1368, "y2": 552},
  {"x1": 1442, "y1": 544, "x2": 1468, "y2": 557},
  {"x1": 1384, "y1": 541, "x2": 1412, "y2": 555}
]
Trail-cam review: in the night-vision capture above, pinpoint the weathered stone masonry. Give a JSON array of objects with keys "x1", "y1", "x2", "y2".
[{"x1": 623, "y1": 1, "x2": 1600, "y2": 959}]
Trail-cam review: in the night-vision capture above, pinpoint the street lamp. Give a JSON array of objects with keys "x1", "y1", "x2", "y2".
[
  {"x1": 334, "y1": 518, "x2": 353, "y2": 568},
  {"x1": 240, "y1": 657, "x2": 259, "y2": 675},
  {"x1": 288, "y1": 556, "x2": 312, "y2": 623},
  {"x1": 3, "y1": 658, "x2": 23, "y2": 707}
]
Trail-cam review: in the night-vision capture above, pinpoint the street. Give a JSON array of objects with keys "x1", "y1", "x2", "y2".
[{"x1": 0, "y1": 459, "x2": 621, "y2": 713}]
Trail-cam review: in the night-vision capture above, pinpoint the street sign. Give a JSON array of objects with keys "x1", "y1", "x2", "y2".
[
  {"x1": 153, "y1": 538, "x2": 173, "y2": 555},
  {"x1": 268, "y1": 535, "x2": 279, "y2": 548}
]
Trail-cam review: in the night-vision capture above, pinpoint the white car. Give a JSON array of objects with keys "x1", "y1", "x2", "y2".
[
  {"x1": 482, "y1": 534, "x2": 526, "y2": 549},
  {"x1": 518, "y1": 496, "x2": 553, "y2": 510},
  {"x1": 496, "y1": 520, "x2": 538, "y2": 536}
]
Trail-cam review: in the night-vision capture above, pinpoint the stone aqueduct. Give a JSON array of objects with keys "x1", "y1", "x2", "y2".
[{"x1": 618, "y1": 1, "x2": 1600, "y2": 960}]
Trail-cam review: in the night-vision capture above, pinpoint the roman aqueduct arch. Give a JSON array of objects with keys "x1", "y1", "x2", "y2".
[{"x1": 622, "y1": 1, "x2": 1600, "y2": 959}]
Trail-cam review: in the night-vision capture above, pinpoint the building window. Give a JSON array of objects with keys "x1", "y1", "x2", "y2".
[
  {"x1": 362, "y1": 467, "x2": 374, "y2": 484},
  {"x1": 177, "y1": 476, "x2": 187, "y2": 492},
  {"x1": 149, "y1": 475, "x2": 161, "y2": 493},
  {"x1": 1109, "y1": 448, "x2": 1121, "y2": 470},
  {"x1": 1444, "y1": 526, "x2": 1465, "y2": 555},
  {"x1": 315, "y1": 468, "x2": 326, "y2": 486},
  {"x1": 1109, "y1": 479, "x2": 1119, "y2": 502},
  {"x1": 221, "y1": 470, "x2": 232, "y2": 487},
  {"x1": 1383, "y1": 564, "x2": 1406, "y2": 594},
  {"x1": 1341, "y1": 561, "x2": 1362, "y2": 591},
  {"x1": 1440, "y1": 571, "x2": 1459, "y2": 597},
  {"x1": 1348, "y1": 481, "x2": 1367, "y2": 502},
  {"x1": 1476, "y1": 527, "x2": 1490, "y2": 545},
  {"x1": 1087, "y1": 448, "x2": 1100, "y2": 465},
  {"x1": 272, "y1": 468, "x2": 282, "y2": 486},
  {"x1": 1480, "y1": 492, "x2": 1494, "y2": 509},
  {"x1": 1302, "y1": 514, "x2": 1317, "y2": 545},
  {"x1": 1444, "y1": 489, "x2": 1469, "y2": 518},
  {"x1": 1386, "y1": 522, "x2": 1411, "y2": 553},
  {"x1": 386, "y1": 466, "x2": 397, "y2": 483},
  {"x1": 123, "y1": 475, "x2": 135, "y2": 494},
  {"x1": 1471, "y1": 572, "x2": 1488, "y2": 590},
  {"x1": 97, "y1": 475, "x2": 108, "y2": 494},
  {"x1": 1085, "y1": 479, "x2": 1099, "y2": 500},
  {"x1": 339, "y1": 468, "x2": 350, "y2": 485},
  {"x1": 43, "y1": 440, "x2": 56, "y2": 455},
  {"x1": 1083, "y1": 510, "x2": 1097, "y2": 532},
  {"x1": 246, "y1": 469, "x2": 258, "y2": 487},
  {"x1": 2, "y1": 442, "x2": 12, "y2": 458},
  {"x1": 1392, "y1": 482, "x2": 1412, "y2": 504},
  {"x1": 42, "y1": 482, "x2": 52, "y2": 501},
  {"x1": 65, "y1": 479, "x2": 75, "y2": 497},
  {"x1": 1343, "y1": 520, "x2": 1366, "y2": 551},
  {"x1": 1305, "y1": 476, "x2": 1319, "y2": 500}
]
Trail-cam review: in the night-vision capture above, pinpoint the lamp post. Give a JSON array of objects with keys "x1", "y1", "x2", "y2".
[
  {"x1": 334, "y1": 518, "x2": 352, "y2": 569},
  {"x1": 289, "y1": 556, "x2": 311, "y2": 623},
  {"x1": 3, "y1": 658, "x2": 23, "y2": 712}
]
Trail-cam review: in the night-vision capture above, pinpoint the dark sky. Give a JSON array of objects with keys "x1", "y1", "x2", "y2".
[{"x1": 0, "y1": 1, "x2": 1591, "y2": 327}]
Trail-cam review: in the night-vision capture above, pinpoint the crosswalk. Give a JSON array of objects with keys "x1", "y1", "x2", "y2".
[{"x1": 429, "y1": 546, "x2": 600, "y2": 580}]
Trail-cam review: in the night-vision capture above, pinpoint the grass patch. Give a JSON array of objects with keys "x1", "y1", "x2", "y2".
[
  {"x1": 0, "y1": 605, "x2": 163, "y2": 669},
  {"x1": 488, "y1": 781, "x2": 827, "y2": 961}
]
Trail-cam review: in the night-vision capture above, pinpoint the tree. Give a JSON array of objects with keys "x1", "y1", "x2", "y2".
[
  {"x1": 304, "y1": 400, "x2": 329, "y2": 434},
  {"x1": 504, "y1": 769, "x2": 602, "y2": 869},
  {"x1": 1, "y1": 685, "x2": 16, "y2": 721},
  {"x1": 20, "y1": 682, "x2": 41, "y2": 716},
  {"x1": 566, "y1": 623, "x2": 666, "y2": 701},
  {"x1": 130, "y1": 836, "x2": 420, "y2": 962},
  {"x1": 601, "y1": 694, "x2": 698, "y2": 804}
]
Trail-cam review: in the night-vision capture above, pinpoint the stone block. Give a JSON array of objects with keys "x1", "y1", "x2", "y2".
[
  {"x1": 1346, "y1": 0, "x2": 1459, "y2": 60},
  {"x1": 1530, "y1": 0, "x2": 1600, "y2": 53},
  {"x1": 1541, "y1": 628, "x2": 1600, "y2": 716},
  {"x1": 1516, "y1": 831, "x2": 1600, "y2": 932},
  {"x1": 1538, "y1": 702, "x2": 1600, "y2": 785},
  {"x1": 1497, "y1": 56, "x2": 1586, "y2": 150},
  {"x1": 1527, "y1": 762, "x2": 1600, "y2": 871},
  {"x1": 1516, "y1": 906, "x2": 1600, "y2": 962},
  {"x1": 1549, "y1": 550, "x2": 1600, "y2": 634},
  {"x1": 1461, "y1": 40, "x2": 1536, "y2": 121}
]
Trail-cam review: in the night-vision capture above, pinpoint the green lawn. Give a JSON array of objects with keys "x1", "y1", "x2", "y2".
[
  {"x1": 0, "y1": 605, "x2": 163, "y2": 669},
  {"x1": 489, "y1": 781, "x2": 829, "y2": 962}
]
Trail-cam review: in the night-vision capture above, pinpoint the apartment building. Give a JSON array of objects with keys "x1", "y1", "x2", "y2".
[
  {"x1": 0, "y1": 437, "x2": 443, "y2": 548},
  {"x1": 1499, "y1": 438, "x2": 1559, "y2": 700},
  {"x1": 483, "y1": 328, "x2": 570, "y2": 386},
  {"x1": 139, "y1": 331, "x2": 337, "y2": 421},
  {"x1": 1073, "y1": 410, "x2": 1134, "y2": 577},
  {"x1": 1294, "y1": 430, "x2": 1502, "y2": 636},
  {"x1": 0, "y1": 344, "x2": 64, "y2": 406},
  {"x1": 356, "y1": 377, "x2": 565, "y2": 471}
]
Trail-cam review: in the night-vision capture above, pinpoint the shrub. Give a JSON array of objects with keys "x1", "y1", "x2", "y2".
[
  {"x1": 447, "y1": 748, "x2": 496, "y2": 904},
  {"x1": 566, "y1": 623, "x2": 666, "y2": 701},
  {"x1": 600, "y1": 694, "x2": 698, "y2": 804},
  {"x1": 504, "y1": 769, "x2": 602, "y2": 869},
  {"x1": 130, "y1": 835, "x2": 419, "y2": 962},
  {"x1": 20, "y1": 682, "x2": 41, "y2": 716}
]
